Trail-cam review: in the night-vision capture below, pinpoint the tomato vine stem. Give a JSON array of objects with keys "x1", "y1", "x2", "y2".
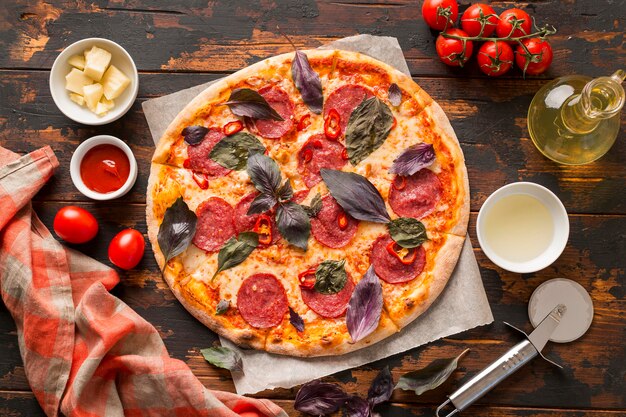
[{"x1": 441, "y1": 24, "x2": 556, "y2": 43}]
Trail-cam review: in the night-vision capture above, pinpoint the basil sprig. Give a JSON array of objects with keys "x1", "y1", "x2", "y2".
[
  {"x1": 346, "y1": 266, "x2": 383, "y2": 343},
  {"x1": 157, "y1": 197, "x2": 197, "y2": 269},
  {"x1": 345, "y1": 97, "x2": 394, "y2": 165},
  {"x1": 387, "y1": 218, "x2": 428, "y2": 248},
  {"x1": 212, "y1": 232, "x2": 258, "y2": 280},
  {"x1": 314, "y1": 259, "x2": 347, "y2": 294},
  {"x1": 209, "y1": 132, "x2": 266, "y2": 170},
  {"x1": 389, "y1": 143, "x2": 435, "y2": 177},
  {"x1": 224, "y1": 88, "x2": 284, "y2": 121},
  {"x1": 291, "y1": 50, "x2": 323, "y2": 114}
]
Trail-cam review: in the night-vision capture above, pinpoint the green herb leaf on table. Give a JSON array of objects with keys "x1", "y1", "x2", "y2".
[
  {"x1": 200, "y1": 346, "x2": 243, "y2": 373},
  {"x1": 320, "y1": 169, "x2": 390, "y2": 223},
  {"x1": 182, "y1": 125, "x2": 208, "y2": 145},
  {"x1": 388, "y1": 83, "x2": 402, "y2": 107},
  {"x1": 276, "y1": 202, "x2": 311, "y2": 251},
  {"x1": 395, "y1": 348, "x2": 469, "y2": 396},
  {"x1": 289, "y1": 307, "x2": 305, "y2": 332},
  {"x1": 346, "y1": 266, "x2": 383, "y2": 343},
  {"x1": 368, "y1": 366, "x2": 394, "y2": 408},
  {"x1": 209, "y1": 132, "x2": 266, "y2": 170},
  {"x1": 292, "y1": 50, "x2": 323, "y2": 114},
  {"x1": 294, "y1": 380, "x2": 349, "y2": 415},
  {"x1": 212, "y1": 232, "x2": 259, "y2": 280},
  {"x1": 314, "y1": 259, "x2": 347, "y2": 294},
  {"x1": 224, "y1": 88, "x2": 284, "y2": 121},
  {"x1": 157, "y1": 197, "x2": 197, "y2": 267},
  {"x1": 215, "y1": 299, "x2": 230, "y2": 315},
  {"x1": 388, "y1": 218, "x2": 429, "y2": 248},
  {"x1": 302, "y1": 192, "x2": 323, "y2": 218},
  {"x1": 345, "y1": 96, "x2": 394, "y2": 165},
  {"x1": 389, "y1": 143, "x2": 435, "y2": 177}
]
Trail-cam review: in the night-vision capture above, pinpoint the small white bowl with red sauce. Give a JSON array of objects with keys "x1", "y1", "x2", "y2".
[{"x1": 70, "y1": 135, "x2": 137, "y2": 200}]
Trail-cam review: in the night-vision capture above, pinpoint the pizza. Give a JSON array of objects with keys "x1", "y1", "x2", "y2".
[{"x1": 146, "y1": 49, "x2": 469, "y2": 357}]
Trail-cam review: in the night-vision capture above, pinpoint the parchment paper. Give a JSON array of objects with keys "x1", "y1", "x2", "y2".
[{"x1": 142, "y1": 35, "x2": 493, "y2": 395}]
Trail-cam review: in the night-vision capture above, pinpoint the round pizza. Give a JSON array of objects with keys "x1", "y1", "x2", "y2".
[{"x1": 146, "y1": 49, "x2": 469, "y2": 357}]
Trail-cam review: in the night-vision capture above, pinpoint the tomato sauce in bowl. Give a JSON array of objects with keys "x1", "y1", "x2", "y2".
[{"x1": 80, "y1": 144, "x2": 130, "y2": 193}]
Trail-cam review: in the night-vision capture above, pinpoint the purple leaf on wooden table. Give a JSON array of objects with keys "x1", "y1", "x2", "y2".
[
  {"x1": 346, "y1": 266, "x2": 383, "y2": 343},
  {"x1": 344, "y1": 395, "x2": 370, "y2": 417},
  {"x1": 367, "y1": 366, "x2": 393, "y2": 407},
  {"x1": 389, "y1": 143, "x2": 435, "y2": 177},
  {"x1": 182, "y1": 125, "x2": 209, "y2": 145},
  {"x1": 289, "y1": 307, "x2": 305, "y2": 332},
  {"x1": 395, "y1": 349, "x2": 469, "y2": 396},
  {"x1": 292, "y1": 50, "x2": 323, "y2": 114},
  {"x1": 224, "y1": 88, "x2": 284, "y2": 121},
  {"x1": 294, "y1": 380, "x2": 349, "y2": 415},
  {"x1": 388, "y1": 83, "x2": 402, "y2": 107}
]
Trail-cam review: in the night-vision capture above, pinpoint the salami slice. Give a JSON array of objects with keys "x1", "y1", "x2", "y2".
[
  {"x1": 187, "y1": 129, "x2": 232, "y2": 177},
  {"x1": 323, "y1": 84, "x2": 374, "y2": 135},
  {"x1": 192, "y1": 197, "x2": 236, "y2": 252},
  {"x1": 370, "y1": 235, "x2": 426, "y2": 284},
  {"x1": 237, "y1": 273, "x2": 288, "y2": 328},
  {"x1": 310, "y1": 195, "x2": 358, "y2": 248},
  {"x1": 233, "y1": 192, "x2": 281, "y2": 245},
  {"x1": 253, "y1": 86, "x2": 294, "y2": 139},
  {"x1": 291, "y1": 189, "x2": 310, "y2": 204},
  {"x1": 301, "y1": 274, "x2": 355, "y2": 318},
  {"x1": 297, "y1": 134, "x2": 346, "y2": 188},
  {"x1": 388, "y1": 170, "x2": 442, "y2": 219}
]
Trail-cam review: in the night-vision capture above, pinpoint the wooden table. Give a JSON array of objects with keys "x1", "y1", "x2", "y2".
[{"x1": 1, "y1": 1, "x2": 624, "y2": 416}]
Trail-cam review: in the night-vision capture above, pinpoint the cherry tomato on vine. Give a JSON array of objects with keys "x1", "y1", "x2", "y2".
[
  {"x1": 435, "y1": 28, "x2": 474, "y2": 67},
  {"x1": 422, "y1": 0, "x2": 458, "y2": 31},
  {"x1": 496, "y1": 8, "x2": 532, "y2": 40},
  {"x1": 53, "y1": 206, "x2": 98, "y2": 244},
  {"x1": 108, "y1": 228, "x2": 145, "y2": 270},
  {"x1": 515, "y1": 38, "x2": 553, "y2": 75},
  {"x1": 461, "y1": 4, "x2": 498, "y2": 37},
  {"x1": 477, "y1": 41, "x2": 514, "y2": 77}
]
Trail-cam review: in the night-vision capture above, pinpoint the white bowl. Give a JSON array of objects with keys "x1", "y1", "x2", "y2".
[
  {"x1": 50, "y1": 38, "x2": 139, "y2": 125},
  {"x1": 70, "y1": 135, "x2": 138, "y2": 200},
  {"x1": 476, "y1": 182, "x2": 569, "y2": 273}
]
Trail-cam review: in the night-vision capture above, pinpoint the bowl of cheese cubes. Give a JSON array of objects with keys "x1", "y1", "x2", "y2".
[{"x1": 50, "y1": 38, "x2": 138, "y2": 125}]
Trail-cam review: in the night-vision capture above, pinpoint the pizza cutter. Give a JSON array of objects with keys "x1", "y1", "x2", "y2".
[{"x1": 436, "y1": 278, "x2": 594, "y2": 417}]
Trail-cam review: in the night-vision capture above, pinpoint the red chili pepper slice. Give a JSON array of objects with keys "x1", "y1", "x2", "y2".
[
  {"x1": 392, "y1": 176, "x2": 407, "y2": 190},
  {"x1": 324, "y1": 109, "x2": 341, "y2": 140},
  {"x1": 223, "y1": 120, "x2": 243, "y2": 136},
  {"x1": 298, "y1": 268, "x2": 317, "y2": 289},
  {"x1": 341, "y1": 148, "x2": 349, "y2": 160},
  {"x1": 303, "y1": 148, "x2": 313, "y2": 163},
  {"x1": 312, "y1": 140, "x2": 323, "y2": 148},
  {"x1": 192, "y1": 172, "x2": 209, "y2": 189},
  {"x1": 183, "y1": 158, "x2": 191, "y2": 169},
  {"x1": 297, "y1": 114, "x2": 311, "y2": 131},
  {"x1": 391, "y1": 116, "x2": 397, "y2": 130},
  {"x1": 386, "y1": 241, "x2": 417, "y2": 265},
  {"x1": 337, "y1": 212, "x2": 348, "y2": 230},
  {"x1": 253, "y1": 214, "x2": 272, "y2": 245}
]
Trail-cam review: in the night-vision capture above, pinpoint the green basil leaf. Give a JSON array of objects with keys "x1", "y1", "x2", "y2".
[
  {"x1": 212, "y1": 232, "x2": 259, "y2": 280},
  {"x1": 302, "y1": 192, "x2": 323, "y2": 218},
  {"x1": 276, "y1": 201, "x2": 311, "y2": 251},
  {"x1": 209, "y1": 132, "x2": 266, "y2": 170},
  {"x1": 388, "y1": 218, "x2": 428, "y2": 248},
  {"x1": 345, "y1": 96, "x2": 394, "y2": 165},
  {"x1": 157, "y1": 197, "x2": 197, "y2": 266},
  {"x1": 200, "y1": 346, "x2": 243, "y2": 372},
  {"x1": 224, "y1": 88, "x2": 284, "y2": 121},
  {"x1": 247, "y1": 153, "x2": 282, "y2": 196},
  {"x1": 216, "y1": 300, "x2": 230, "y2": 315},
  {"x1": 395, "y1": 349, "x2": 469, "y2": 396},
  {"x1": 314, "y1": 259, "x2": 347, "y2": 294}
]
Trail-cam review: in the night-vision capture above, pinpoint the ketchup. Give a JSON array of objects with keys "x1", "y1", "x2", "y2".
[{"x1": 80, "y1": 144, "x2": 130, "y2": 193}]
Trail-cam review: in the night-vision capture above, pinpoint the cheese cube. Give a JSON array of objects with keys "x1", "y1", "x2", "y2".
[
  {"x1": 83, "y1": 83, "x2": 103, "y2": 111},
  {"x1": 101, "y1": 65, "x2": 130, "y2": 100},
  {"x1": 68, "y1": 55, "x2": 85, "y2": 70},
  {"x1": 83, "y1": 46, "x2": 111, "y2": 81},
  {"x1": 69, "y1": 93, "x2": 85, "y2": 106},
  {"x1": 65, "y1": 68, "x2": 93, "y2": 94},
  {"x1": 95, "y1": 97, "x2": 115, "y2": 115}
]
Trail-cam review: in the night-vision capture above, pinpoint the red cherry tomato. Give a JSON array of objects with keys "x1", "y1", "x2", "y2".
[
  {"x1": 477, "y1": 41, "x2": 514, "y2": 77},
  {"x1": 496, "y1": 8, "x2": 532, "y2": 40},
  {"x1": 461, "y1": 3, "x2": 498, "y2": 37},
  {"x1": 108, "y1": 228, "x2": 145, "y2": 270},
  {"x1": 53, "y1": 206, "x2": 98, "y2": 244},
  {"x1": 435, "y1": 28, "x2": 473, "y2": 67},
  {"x1": 422, "y1": 0, "x2": 458, "y2": 31},
  {"x1": 515, "y1": 38, "x2": 553, "y2": 75}
]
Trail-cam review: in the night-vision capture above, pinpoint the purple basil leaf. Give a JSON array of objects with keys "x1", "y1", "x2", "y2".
[
  {"x1": 344, "y1": 395, "x2": 370, "y2": 417},
  {"x1": 276, "y1": 201, "x2": 311, "y2": 251},
  {"x1": 395, "y1": 349, "x2": 469, "y2": 396},
  {"x1": 225, "y1": 88, "x2": 284, "y2": 121},
  {"x1": 294, "y1": 380, "x2": 349, "y2": 415},
  {"x1": 182, "y1": 125, "x2": 209, "y2": 145},
  {"x1": 367, "y1": 366, "x2": 393, "y2": 407},
  {"x1": 346, "y1": 266, "x2": 383, "y2": 343},
  {"x1": 246, "y1": 153, "x2": 282, "y2": 196},
  {"x1": 388, "y1": 83, "x2": 402, "y2": 107},
  {"x1": 277, "y1": 179, "x2": 294, "y2": 202},
  {"x1": 157, "y1": 197, "x2": 197, "y2": 265},
  {"x1": 389, "y1": 143, "x2": 435, "y2": 176},
  {"x1": 289, "y1": 307, "x2": 305, "y2": 332},
  {"x1": 320, "y1": 169, "x2": 390, "y2": 223},
  {"x1": 247, "y1": 192, "x2": 277, "y2": 215},
  {"x1": 292, "y1": 50, "x2": 323, "y2": 114}
]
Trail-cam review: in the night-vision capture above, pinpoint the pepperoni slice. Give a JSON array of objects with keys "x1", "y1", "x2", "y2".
[
  {"x1": 300, "y1": 274, "x2": 355, "y2": 318},
  {"x1": 297, "y1": 134, "x2": 346, "y2": 188},
  {"x1": 192, "y1": 197, "x2": 236, "y2": 252},
  {"x1": 388, "y1": 170, "x2": 442, "y2": 219},
  {"x1": 233, "y1": 192, "x2": 281, "y2": 245},
  {"x1": 253, "y1": 86, "x2": 294, "y2": 139},
  {"x1": 323, "y1": 84, "x2": 374, "y2": 135},
  {"x1": 187, "y1": 129, "x2": 231, "y2": 177},
  {"x1": 370, "y1": 235, "x2": 426, "y2": 284},
  {"x1": 237, "y1": 273, "x2": 288, "y2": 328},
  {"x1": 291, "y1": 189, "x2": 310, "y2": 204},
  {"x1": 310, "y1": 195, "x2": 358, "y2": 249}
]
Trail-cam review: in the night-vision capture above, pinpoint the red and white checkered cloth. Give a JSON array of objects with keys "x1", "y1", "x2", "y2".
[{"x1": 0, "y1": 145, "x2": 287, "y2": 417}]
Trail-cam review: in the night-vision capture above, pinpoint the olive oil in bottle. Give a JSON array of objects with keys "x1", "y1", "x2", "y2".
[{"x1": 528, "y1": 70, "x2": 625, "y2": 165}]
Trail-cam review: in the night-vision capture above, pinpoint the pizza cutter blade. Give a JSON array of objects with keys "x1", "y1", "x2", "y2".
[{"x1": 436, "y1": 278, "x2": 594, "y2": 417}]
